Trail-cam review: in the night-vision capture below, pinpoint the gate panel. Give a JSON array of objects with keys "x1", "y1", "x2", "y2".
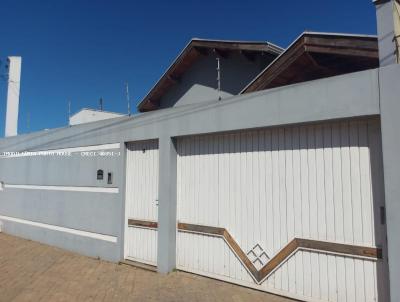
[
  {"x1": 124, "y1": 140, "x2": 158, "y2": 265},
  {"x1": 177, "y1": 119, "x2": 388, "y2": 301}
]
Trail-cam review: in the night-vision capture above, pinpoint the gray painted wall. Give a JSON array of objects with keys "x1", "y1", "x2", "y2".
[
  {"x1": 157, "y1": 136, "x2": 177, "y2": 273},
  {"x1": 375, "y1": 0, "x2": 397, "y2": 66},
  {"x1": 1, "y1": 151, "x2": 121, "y2": 187},
  {"x1": 378, "y1": 63, "x2": 400, "y2": 302},
  {"x1": 2, "y1": 220, "x2": 118, "y2": 260},
  {"x1": 159, "y1": 52, "x2": 273, "y2": 109},
  {"x1": 0, "y1": 68, "x2": 381, "y2": 152},
  {"x1": 0, "y1": 145, "x2": 124, "y2": 262}
]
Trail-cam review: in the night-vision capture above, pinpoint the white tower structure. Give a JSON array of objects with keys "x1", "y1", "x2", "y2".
[{"x1": 5, "y1": 56, "x2": 22, "y2": 137}]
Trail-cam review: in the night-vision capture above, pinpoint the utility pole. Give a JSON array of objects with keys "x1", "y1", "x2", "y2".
[
  {"x1": 216, "y1": 57, "x2": 222, "y2": 101},
  {"x1": 99, "y1": 98, "x2": 103, "y2": 111},
  {"x1": 126, "y1": 82, "x2": 131, "y2": 116}
]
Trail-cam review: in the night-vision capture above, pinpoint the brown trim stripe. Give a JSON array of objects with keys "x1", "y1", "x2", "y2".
[
  {"x1": 128, "y1": 220, "x2": 382, "y2": 283},
  {"x1": 221, "y1": 227, "x2": 259, "y2": 277},
  {"x1": 128, "y1": 219, "x2": 158, "y2": 229},
  {"x1": 257, "y1": 238, "x2": 381, "y2": 282}
]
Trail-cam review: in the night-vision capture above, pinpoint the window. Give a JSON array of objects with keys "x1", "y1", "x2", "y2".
[
  {"x1": 97, "y1": 169, "x2": 104, "y2": 180},
  {"x1": 107, "y1": 172, "x2": 113, "y2": 184}
]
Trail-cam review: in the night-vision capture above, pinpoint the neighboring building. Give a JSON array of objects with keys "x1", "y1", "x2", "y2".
[
  {"x1": 1, "y1": 2, "x2": 400, "y2": 301},
  {"x1": 138, "y1": 34, "x2": 379, "y2": 113},
  {"x1": 69, "y1": 108, "x2": 125, "y2": 126},
  {"x1": 137, "y1": 38, "x2": 283, "y2": 112},
  {"x1": 241, "y1": 32, "x2": 379, "y2": 93}
]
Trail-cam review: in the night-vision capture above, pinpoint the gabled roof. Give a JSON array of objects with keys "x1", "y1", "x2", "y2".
[
  {"x1": 241, "y1": 32, "x2": 379, "y2": 94},
  {"x1": 137, "y1": 38, "x2": 283, "y2": 112}
]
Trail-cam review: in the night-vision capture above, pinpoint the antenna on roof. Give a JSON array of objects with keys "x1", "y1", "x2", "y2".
[
  {"x1": 216, "y1": 57, "x2": 222, "y2": 101},
  {"x1": 125, "y1": 82, "x2": 131, "y2": 116},
  {"x1": 99, "y1": 98, "x2": 103, "y2": 111}
]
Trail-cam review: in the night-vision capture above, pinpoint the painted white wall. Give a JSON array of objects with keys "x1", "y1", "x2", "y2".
[
  {"x1": 5, "y1": 57, "x2": 22, "y2": 137},
  {"x1": 176, "y1": 119, "x2": 388, "y2": 302},
  {"x1": 69, "y1": 108, "x2": 124, "y2": 125},
  {"x1": 124, "y1": 140, "x2": 159, "y2": 265}
]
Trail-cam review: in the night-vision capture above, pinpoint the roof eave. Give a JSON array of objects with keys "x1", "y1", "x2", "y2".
[
  {"x1": 240, "y1": 31, "x2": 379, "y2": 94},
  {"x1": 137, "y1": 39, "x2": 283, "y2": 112}
]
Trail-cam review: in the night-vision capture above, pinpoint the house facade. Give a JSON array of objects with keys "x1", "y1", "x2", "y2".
[{"x1": 0, "y1": 1, "x2": 399, "y2": 301}]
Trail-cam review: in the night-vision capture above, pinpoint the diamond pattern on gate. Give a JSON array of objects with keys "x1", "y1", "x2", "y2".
[{"x1": 246, "y1": 243, "x2": 270, "y2": 270}]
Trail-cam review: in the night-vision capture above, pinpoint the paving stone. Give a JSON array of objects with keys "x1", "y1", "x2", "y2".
[{"x1": 0, "y1": 233, "x2": 296, "y2": 302}]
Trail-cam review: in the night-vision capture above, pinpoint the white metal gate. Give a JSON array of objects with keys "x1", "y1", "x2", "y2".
[
  {"x1": 124, "y1": 140, "x2": 159, "y2": 266},
  {"x1": 176, "y1": 119, "x2": 389, "y2": 302}
]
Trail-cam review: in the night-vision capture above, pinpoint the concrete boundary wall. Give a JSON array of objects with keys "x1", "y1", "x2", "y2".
[
  {"x1": 378, "y1": 64, "x2": 400, "y2": 302},
  {"x1": 0, "y1": 66, "x2": 398, "y2": 300},
  {"x1": 0, "y1": 68, "x2": 380, "y2": 152}
]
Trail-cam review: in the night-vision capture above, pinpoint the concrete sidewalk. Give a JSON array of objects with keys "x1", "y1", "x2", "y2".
[{"x1": 0, "y1": 233, "x2": 295, "y2": 302}]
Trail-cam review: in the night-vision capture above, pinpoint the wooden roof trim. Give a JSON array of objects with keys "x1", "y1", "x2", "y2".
[
  {"x1": 305, "y1": 45, "x2": 379, "y2": 58},
  {"x1": 373, "y1": 0, "x2": 391, "y2": 4},
  {"x1": 242, "y1": 37, "x2": 307, "y2": 93},
  {"x1": 137, "y1": 39, "x2": 283, "y2": 112},
  {"x1": 240, "y1": 32, "x2": 378, "y2": 94},
  {"x1": 304, "y1": 35, "x2": 378, "y2": 50},
  {"x1": 191, "y1": 39, "x2": 283, "y2": 53}
]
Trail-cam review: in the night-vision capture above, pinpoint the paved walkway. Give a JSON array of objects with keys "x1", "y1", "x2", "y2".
[{"x1": 0, "y1": 233, "x2": 295, "y2": 302}]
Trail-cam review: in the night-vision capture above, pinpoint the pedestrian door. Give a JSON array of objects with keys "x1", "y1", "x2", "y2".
[{"x1": 124, "y1": 140, "x2": 159, "y2": 266}]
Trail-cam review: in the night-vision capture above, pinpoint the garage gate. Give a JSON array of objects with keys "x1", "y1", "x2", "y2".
[
  {"x1": 124, "y1": 140, "x2": 159, "y2": 266},
  {"x1": 176, "y1": 119, "x2": 389, "y2": 302}
]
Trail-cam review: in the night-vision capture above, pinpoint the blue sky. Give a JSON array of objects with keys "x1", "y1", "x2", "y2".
[{"x1": 0, "y1": 0, "x2": 377, "y2": 134}]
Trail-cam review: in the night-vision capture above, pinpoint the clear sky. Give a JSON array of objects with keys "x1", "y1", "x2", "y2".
[{"x1": 0, "y1": 0, "x2": 378, "y2": 135}]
